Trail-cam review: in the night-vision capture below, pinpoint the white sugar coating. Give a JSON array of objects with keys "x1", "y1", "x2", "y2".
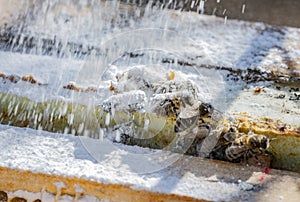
[
  {"x1": 0, "y1": 124, "x2": 241, "y2": 201},
  {"x1": 103, "y1": 90, "x2": 146, "y2": 111},
  {"x1": 0, "y1": 8, "x2": 299, "y2": 109}
]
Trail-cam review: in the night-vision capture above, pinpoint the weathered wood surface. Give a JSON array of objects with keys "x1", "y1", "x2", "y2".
[
  {"x1": 1, "y1": 157, "x2": 300, "y2": 202},
  {"x1": 0, "y1": 166, "x2": 204, "y2": 202}
]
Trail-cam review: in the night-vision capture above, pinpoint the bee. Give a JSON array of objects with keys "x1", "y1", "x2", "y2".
[
  {"x1": 153, "y1": 80, "x2": 198, "y2": 117},
  {"x1": 199, "y1": 102, "x2": 214, "y2": 117},
  {"x1": 159, "y1": 97, "x2": 181, "y2": 117},
  {"x1": 209, "y1": 124, "x2": 270, "y2": 163},
  {"x1": 224, "y1": 132, "x2": 270, "y2": 162},
  {"x1": 174, "y1": 99, "x2": 214, "y2": 133},
  {"x1": 165, "y1": 93, "x2": 270, "y2": 164},
  {"x1": 173, "y1": 99, "x2": 220, "y2": 155}
]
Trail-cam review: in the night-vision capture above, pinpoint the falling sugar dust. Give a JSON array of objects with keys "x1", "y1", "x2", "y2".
[{"x1": 0, "y1": 0, "x2": 300, "y2": 201}]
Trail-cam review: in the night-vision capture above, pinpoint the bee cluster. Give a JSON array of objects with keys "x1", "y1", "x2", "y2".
[
  {"x1": 167, "y1": 91, "x2": 271, "y2": 165},
  {"x1": 208, "y1": 123, "x2": 270, "y2": 164},
  {"x1": 104, "y1": 66, "x2": 271, "y2": 165}
]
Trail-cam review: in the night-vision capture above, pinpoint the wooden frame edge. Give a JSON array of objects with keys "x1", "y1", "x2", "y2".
[{"x1": 0, "y1": 166, "x2": 206, "y2": 202}]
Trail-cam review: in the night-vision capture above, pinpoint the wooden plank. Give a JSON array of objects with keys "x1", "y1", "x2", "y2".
[{"x1": 0, "y1": 166, "x2": 204, "y2": 202}]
